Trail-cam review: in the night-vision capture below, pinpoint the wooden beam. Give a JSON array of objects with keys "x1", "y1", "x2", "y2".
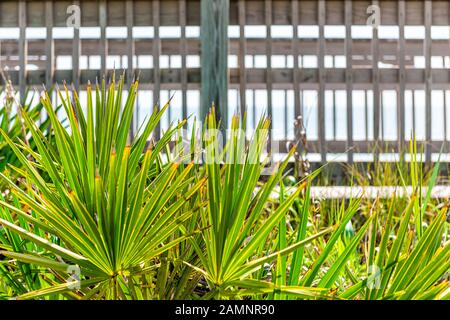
[
  {"x1": 126, "y1": 0, "x2": 135, "y2": 134},
  {"x1": 45, "y1": 1, "x2": 54, "y2": 91},
  {"x1": 372, "y1": 0, "x2": 380, "y2": 158},
  {"x1": 99, "y1": 0, "x2": 108, "y2": 78},
  {"x1": 398, "y1": 0, "x2": 406, "y2": 154},
  {"x1": 5, "y1": 38, "x2": 450, "y2": 60},
  {"x1": 126, "y1": 1, "x2": 134, "y2": 86},
  {"x1": 318, "y1": 0, "x2": 326, "y2": 162},
  {"x1": 7, "y1": 67, "x2": 450, "y2": 90},
  {"x1": 4, "y1": 0, "x2": 450, "y2": 28},
  {"x1": 424, "y1": 0, "x2": 432, "y2": 162},
  {"x1": 18, "y1": 0, "x2": 27, "y2": 102},
  {"x1": 72, "y1": 1, "x2": 81, "y2": 92},
  {"x1": 200, "y1": 0, "x2": 229, "y2": 127},
  {"x1": 238, "y1": 0, "x2": 247, "y2": 118},
  {"x1": 180, "y1": 0, "x2": 188, "y2": 124},
  {"x1": 8, "y1": 68, "x2": 450, "y2": 91},
  {"x1": 345, "y1": 0, "x2": 353, "y2": 163},
  {"x1": 265, "y1": 0, "x2": 273, "y2": 146},
  {"x1": 153, "y1": 0, "x2": 161, "y2": 139},
  {"x1": 273, "y1": 140, "x2": 444, "y2": 154},
  {"x1": 292, "y1": 0, "x2": 301, "y2": 124}
]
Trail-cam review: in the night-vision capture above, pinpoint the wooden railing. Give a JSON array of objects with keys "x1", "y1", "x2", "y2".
[{"x1": 0, "y1": 0, "x2": 449, "y2": 162}]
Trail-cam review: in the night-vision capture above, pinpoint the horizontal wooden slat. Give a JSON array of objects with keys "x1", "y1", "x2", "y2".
[
  {"x1": 308, "y1": 186, "x2": 450, "y2": 199},
  {"x1": 4, "y1": 68, "x2": 450, "y2": 90},
  {"x1": 276, "y1": 140, "x2": 446, "y2": 154},
  {"x1": 1, "y1": 0, "x2": 449, "y2": 27},
  {"x1": 1, "y1": 38, "x2": 448, "y2": 58}
]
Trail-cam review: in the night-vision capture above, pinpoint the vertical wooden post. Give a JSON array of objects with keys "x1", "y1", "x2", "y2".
[
  {"x1": 200, "y1": 0, "x2": 229, "y2": 127},
  {"x1": 99, "y1": 0, "x2": 108, "y2": 78},
  {"x1": 398, "y1": 0, "x2": 406, "y2": 156},
  {"x1": 265, "y1": 0, "x2": 273, "y2": 146},
  {"x1": 126, "y1": 0, "x2": 135, "y2": 134},
  {"x1": 180, "y1": 0, "x2": 188, "y2": 126},
  {"x1": 345, "y1": 0, "x2": 353, "y2": 163},
  {"x1": 238, "y1": 0, "x2": 247, "y2": 118},
  {"x1": 424, "y1": 0, "x2": 432, "y2": 163},
  {"x1": 126, "y1": 1, "x2": 134, "y2": 86},
  {"x1": 153, "y1": 0, "x2": 161, "y2": 139},
  {"x1": 72, "y1": 1, "x2": 80, "y2": 93},
  {"x1": 372, "y1": 0, "x2": 380, "y2": 159},
  {"x1": 292, "y1": 0, "x2": 301, "y2": 123},
  {"x1": 45, "y1": 1, "x2": 54, "y2": 91},
  {"x1": 318, "y1": 0, "x2": 326, "y2": 162},
  {"x1": 18, "y1": 0, "x2": 27, "y2": 102}
]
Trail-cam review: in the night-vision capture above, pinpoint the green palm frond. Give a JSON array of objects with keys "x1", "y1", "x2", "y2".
[{"x1": 0, "y1": 75, "x2": 199, "y2": 299}]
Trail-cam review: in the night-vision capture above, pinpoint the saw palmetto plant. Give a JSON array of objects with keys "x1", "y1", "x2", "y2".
[
  {"x1": 0, "y1": 77, "x2": 448, "y2": 300},
  {"x1": 190, "y1": 111, "x2": 335, "y2": 299},
  {"x1": 0, "y1": 76, "x2": 204, "y2": 299}
]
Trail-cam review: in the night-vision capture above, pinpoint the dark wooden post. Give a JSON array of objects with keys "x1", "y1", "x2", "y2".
[
  {"x1": 424, "y1": 0, "x2": 432, "y2": 163},
  {"x1": 18, "y1": 0, "x2": 27, "y2": 102},
  {"x1": 200, "y1": 0, "x2": 229, "y2": 127}
]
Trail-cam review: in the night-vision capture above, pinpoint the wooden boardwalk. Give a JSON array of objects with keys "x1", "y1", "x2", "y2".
[{"x1": 0, "y1": 0, "x2": 449, "y2": 161}]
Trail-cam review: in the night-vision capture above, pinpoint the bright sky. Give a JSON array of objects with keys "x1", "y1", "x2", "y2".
[{"x1": 1, "y1": 25, "x2": 449, "y2": 40}]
